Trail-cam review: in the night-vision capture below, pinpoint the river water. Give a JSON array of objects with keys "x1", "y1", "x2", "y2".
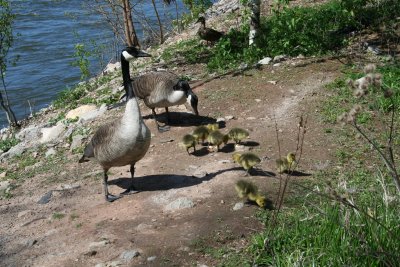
[{"x1": 2, "y1": 0, "x2": 184, "y2": 127}]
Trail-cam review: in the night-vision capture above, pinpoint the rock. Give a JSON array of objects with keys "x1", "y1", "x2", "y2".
[
  {"x1": 273, "y1": 63, "x2": 281, "y2": 67},
  {"x1": 165, "y1": 197, "x2": 195, "y2": 211},
  {"x1": 216, "y1": 117, "x2": 225, "y2": 122},
  {"x1": 258, "y1": 57, "x2": 272, "y2": 65},
  {"x1": 66, "y1": 105, "x2": 97, "y2": 120},
  {"x1": 40, "y1": 123, "x2": 65, "y2": 144},
  {"x1": 0, "y1": 171, "x2": 6, "y2": 178},
  {"x1": 83, "y1": 250, "x2": 97, "y2": 257},
  {"x1": 89, "y1": 240, "x2": 110, "y2": 250},
  {"x1": 25, "y1": 239, "x2": 38, "y2": 247},
  {"x1": 0, "y1": 180, "x2": 10, "y2": 191},
  {"x1": 147, "y1": 256, "x2": 156, "y2": 262},
  {"x1": 38, "y1": 191, "x2": 53, "y2": 204},
  {"x1": 103, "y1": 62, "x2": 121, "y2": 74},
  {"x1": 224, "y1": 115, "x2": 235, "y2": 121},
  {"x1": 55, "y1": 183, "x2": 80, "y2": 191},
  {"x1": 267, "y1": 80, "x2": 277, "y2": 85},
  {"x1": 193, "y1": 170, "x2": 208, "y2": 178},
  {"x1": 16, "y1": 126, "x2": 42, "y2": 143},
  {"x1": 70, "y1": 135, "x2": 85, "y2": 151},
  {"x1": 45, "y1": 148, "x2": 57, "y2": 158},
  {"x1": 79, "y1": 104, "x2": 108, "y2": 123},
  {"x1": 255, "y1": 99, "x2": 262, "y2": 103},
  {"x1": 233, "y1": 202, "x2": 244, "y2": 210},
  {"x1": 120, "y1": 250, "x2": 140, "y2": 261},
  {"x1": 273, "y1": 55, "x2": 286, "y2": 62},
  {"x1": 0, "y1": 142, "x2": 26, "y2": 161}
]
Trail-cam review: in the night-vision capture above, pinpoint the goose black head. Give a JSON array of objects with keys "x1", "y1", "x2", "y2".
[{"x1": 122, "y1": 46, "x2": 151, "y2": 62}]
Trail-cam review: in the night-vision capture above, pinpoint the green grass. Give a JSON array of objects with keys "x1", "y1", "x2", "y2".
[
  {"x1": 0, "y1": 137, "x2": 19, "y2": 152},
  {"x1": 52, "y1": 212, "x2": 65, "y2": 220}
]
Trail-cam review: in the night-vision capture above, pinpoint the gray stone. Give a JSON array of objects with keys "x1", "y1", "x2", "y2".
[
  {"x1": 165, "y1": 197, "x2": 195, "y2": 211},
  {"x1": 103, "y1": 62, "x2": 121, "y2": 74},
  {"x1": 89, "y1": 240, "x2": 110, "y2": 250},
  {"x1": 70, "y1": 135, "x2": 85, "y2": 151},
  {"x1": 233, "y1": 202, "x2": 244, "y2": 210},
  {"x1": 79, "y1": 104, "x2": 107, "y2": 123},
  {"x1": 273, "y1": 55, "x2": 286, "y2": 62},
  {"x1": 273, "y1": 63, "x2": 281, "y2": 67},
  {"x1": 40, "y1": 123, "x2": 65, "y2": 144},
  {"x1": 25, "y1": 239, "x2": 38, "y2": 247},
  {"x1": 0, "y1": 171, "x2": 6, "y2": 178},
  {"x1": 193, "y1": 170, "x2": 208, "y2": 179},
  {"x1": 45, "y1": 148, "x2": 57, "y2": 158},
  {"x1": 147, "y1": 256, "x2": 156, "y2": 262},
  {"x1": 38, "y1": 191, "x2": 53, "y2": 204},
  {"x1": 55, "y1": 183, "x2": 80, "y2": 191},
  {"x1": 0, "y1": 180, "x2": 10, "y2": 191},
  {"x1": 224, "y1": 115, "x2": 235, "y2": 121},
  {"x1": 258, "y1": 57, "x2": 272, "y2": 65},
  {"x1": 16, "y1": 126, "x2": 42, "y2": 143},
  {"x1": 120, "y1": 250, "x2": 140, "y2": 261},
  {"x1": 0, "y1": 142, "x2": 26, "y2": 161}
]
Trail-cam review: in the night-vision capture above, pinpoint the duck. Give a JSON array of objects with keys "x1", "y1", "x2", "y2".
[
  {"x1": 235, "y1": 180, "x2": 266, "y2": 208},
  {"x1": 207, "y1": 130, "x2": 226, "y2": 151},
  {"x1": 228, "y1": 127, "x2": 249, "y2": 144},
  {"x1": 276, "y1": 152, "x2": 296, "y2": 174},
  {"x1": 79, "y1": 46, "x2": 152, "y2": 202},
  {"x1": 192, "y1": 125, "x2": 209, "y2": 145},
  {"x1": 130, "y1": 71, "x2": 199, "y2": 132},
  {"x1": 196, "y1": 16, "x2": 224, "y2": 44},
  {"x1": 232, "y1": 152, "x2": 261, "y2": 174},
  {"x1": 180, "y1": 134, "x2": 196, "y2": 155}
]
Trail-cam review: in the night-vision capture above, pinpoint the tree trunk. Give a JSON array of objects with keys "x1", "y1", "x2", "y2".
[
  {"x1": 248, "y1": 0, "x2": 261, "y2": 46},
  {"x1": 151, "y1": 0, "x2": 164, "y2": 44},
  {"x1": 122, "y1": 0, "x2": 140, "y2": 47},
  {"x1": 0, "y1": 73, "x2": 19, "y2": 128}
]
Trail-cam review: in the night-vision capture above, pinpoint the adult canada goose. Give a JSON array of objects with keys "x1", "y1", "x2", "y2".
[
  {"x1": 196, "y1": 16, "x2": 224, "y2": 44},
  {"x1": 131, "y1": 71, "x2": 199, "y2": 132},
  {"x1": 79, "y1": 46, "x2": 151, "y2": 202},
  {"x1": 235, "y1": 180, "x2": 266, "y2": 208}
]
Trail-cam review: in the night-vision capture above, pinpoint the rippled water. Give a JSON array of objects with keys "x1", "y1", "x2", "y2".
[{"x1": 2, "y1": 0, "x2": 183, "y2": 127}]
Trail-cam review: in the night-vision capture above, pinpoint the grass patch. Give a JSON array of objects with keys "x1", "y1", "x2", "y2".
[
  {"x1": 0, "y1": 137, "x2": 19, "y2": 152},
  {"x1": 52, "y1": 212, "x2": 65, "y2": 220}
]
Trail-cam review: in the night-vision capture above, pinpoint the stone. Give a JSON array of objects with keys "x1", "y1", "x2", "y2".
[
  {"x1": 45, "y1": 148, "x2": 57, "y2": 158},
  {"x1": 258, "y1": 57, "x2": 272, "y2": 65},
  {"x1": 38, "y1": 191, "x2": 53, "y2": 204},
  {"x1": 89, "y1": 240, "x2": 110, "y2": 250},
  {"x1": 66, "y1": 105, "x2": 97, "y2": 120},
  {"x1": 273, "y1": 63, "x2": 281, "y2": 67},
  {"x1": 165, "y1": 197, "x2": 195, "y2": 211},
  {"x1": 193, "y1": 170, "x2": 208, "y2": 179},
  {"x1": 55, "y1": 183, "x2": 80, "y2": 191},
  {"x1": 147, "y1": 256, "x2": 156, "y2": 262},
  {"x1": 120, "y1": 250, "x2": 140, "y2": 261},
  {"x1": 25, "y1": 239, "x2": 38, "y2": 247},
  {"x1": 70, "y1": 135, "x2": 85, "y2": 151},
  {"x1": 233, "y1": 202, "x2": 244, "y2": 210},
  {"x1": 103, "y1": 62, "x2": 121, "y2": 74},
  {"x1": 16, "y1": 126, "x2": 42, "y2": 143},
  {"x1": 216, "y1": 117, "x2": 225, "y2": 122},
  {"x1": 40, "y1": 123, "x2": 65, "y2": 144},
  {"x1": 0, "y1": 180, "x2": 10, "y2": 191},
  {"x1": 78, "y1": 104, "x2": 107, "y2": 123},
  {"x1": 0, "y1": 171, "x2": 6, "y2": 178},
  {"x1": 273, "y1": 55, "x2": 286, "y2": 62},
  {"x1": 0, "y1": 142, "x2": 26, "y2": 161},
  {"x1": 224, "y1": 115, "x2": 234, "y2": 121}
]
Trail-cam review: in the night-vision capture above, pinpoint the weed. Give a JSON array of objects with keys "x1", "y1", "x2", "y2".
[
  {"x1": 52, "y1": 212, "x2": 65, "y2": 220},
  {"x1": 0, "y1": 137, "x2": 19, "y2": 152}
]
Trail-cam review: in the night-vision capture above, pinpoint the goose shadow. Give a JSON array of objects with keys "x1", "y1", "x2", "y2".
[
  {"x1": 280, "y1": 170, "x2": 312, "y2": 177},
  {"x1": 224, "y1": 166, "x2": 276, "y2": 177},
  {"x1": 241, "y1": 141, "x2": 260, "y2": 147},
  {"x1": 142, "y1": 112, "x2": 217, "y2": 127},
  {"x1": 191, "y1": 147, "x2": 210, "y2": 157},
  {"x1": 109, "y1": 167, "x2": 239, "y2": 192}
]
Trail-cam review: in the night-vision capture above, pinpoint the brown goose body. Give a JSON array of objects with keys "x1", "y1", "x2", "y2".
[{"x1": 197, "y1": 16, "x2": 224, "y2": 43}]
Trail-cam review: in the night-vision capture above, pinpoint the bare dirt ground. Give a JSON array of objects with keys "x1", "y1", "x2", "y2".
[{"x1": 0, "y1": 59, "x2": 342, "y2": 267}]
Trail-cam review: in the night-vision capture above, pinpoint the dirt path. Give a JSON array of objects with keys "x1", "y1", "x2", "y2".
[{"x1": 0, "y1": 59, "x2": 341, "y2": 267}]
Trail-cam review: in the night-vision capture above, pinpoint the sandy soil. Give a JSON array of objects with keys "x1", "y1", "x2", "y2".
[{"x1": 0, "y1": 59, "x2": 342, "y2": 267}]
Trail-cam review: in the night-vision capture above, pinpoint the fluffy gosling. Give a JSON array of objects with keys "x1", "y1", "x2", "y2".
[
  {"x1": 180, "y1": 134, "x2": 196, "y2": 155},
  {"x1": 232, "y1": 152, "x2": 261, "y2": 174},
  {"x1": 192, "y1": 125, "x2": 209, "y2": 145},
  {"x1": 206, "y1": 123, "x2": 219, "y2": 132},
  {"x1": 207, "y1": 130, "x2": 226, "y2": 151},
  {"x1": 235, "y1": 180, "x2": 266, "y2": 208},
  {"x1": 228, "y1": 127, "x2": 249, "y2": 144},
  {"x1": 276, "y1": 152, "x2": 296, "y2": 174}
]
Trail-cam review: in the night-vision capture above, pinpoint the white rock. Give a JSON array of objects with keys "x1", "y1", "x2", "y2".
[
  {"x1": 193, "y1": 170, "x2": 207, "y2": 178},
  {"x1": 40, "y1": 123, "x2": 65, "y2": 144},
  {"x1": 165, "y1": 197, "x2": 195, "y2": 211},
  {"x1": 224, "y1": 115, "x2": 235, "y2": 121},
  {"x1": 89, "y1": 240, "x2": 110, "y2": 250},
  {"x1": 45, "y1": 148, "x2": 57, "y2": 158},
  {"x1": 0, "y1": 171, "x2": 6, "y2": 178},
  {"x1": 233, "y1": 202, "x2": 244, "y2": 210},
  {"x1": 0, "y1": 180, "x2": 10, "y2": 191},
  {"x1": 103, "y1": 62, "x2": 121, "y2": 74},
  {"x1": 147, "y1": 256, "x2": 156, "y2": 262},
  {"x1": 16, "y1": 126, "x2": 42, "y2": 143},
  {"x1": 273, "y1": 55, "x2": 286, "y2": 62},
  {"x1": 273, "y1": 63, "x2": 281, "y2": 67},
  {"x1": 258, "y1": 57, "x2": 272, "y2": 65},
  {"x1": 66, "y1": 105, "x2": 97, "y2": 120},
  {"x1": 70, "y1": 135, "x2": 85, "y2": 151},
  {"x1": 0, "y1": 143, "x2": 26, "y2": 161},
  {"x1": 120, "y1": 250, "x2": 140, "y2": 261}
]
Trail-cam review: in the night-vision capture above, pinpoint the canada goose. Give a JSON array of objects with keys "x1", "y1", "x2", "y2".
[
  {"x1": 276, "y1": 152, "x2": 296, "y2": 174},
  {"x1": 228, "y1": 127, "x2": 249, "y2": 144},
  {"x1": 130, "y1": 71, "x2": 199, "y2": 132},
  {"x1": 232, "y1": 152, "x2": 261, "y2": 174},
  {"x1": 79, "y1": 46, "x2": 151, "y2": 202},
  {"x1": 235, "y1": 180, "x2": 266, "y2": 208},
  {"x1": 207, "y1": 130, "x2": 226, "y2": 151},
  {"x1": 196, "y1": 16, "x2": 224, "y2": 44},
  {"x1": 192, "y1": 125, "x2": 209, "y2": 145},
  {"x1": 180, "y1": 134, "x2": 196, "y2": 155}
]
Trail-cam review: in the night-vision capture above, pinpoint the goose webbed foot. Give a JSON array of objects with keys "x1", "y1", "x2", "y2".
[
  {"x1": 120, "y1": 187, "x2": 140, "y2": 195},
  {"x1": 157, "y1": 125, "x2": 170, "y2": 133},
  {"x1": 106, "y1": 194, "x2": 121, "y2": 202}
]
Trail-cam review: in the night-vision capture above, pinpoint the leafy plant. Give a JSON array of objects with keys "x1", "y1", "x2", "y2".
[
  {"x1": 71, "y1": 43, "x2": 91, "y2": 80},
  {"x1": 0, "y1": 137, "x2": 18, "y2": 152}
]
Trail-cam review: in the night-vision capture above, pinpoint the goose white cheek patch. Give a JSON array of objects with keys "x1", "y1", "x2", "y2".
[{"x1": 122, "y1": 51, "x2": 135, "y2": 61}]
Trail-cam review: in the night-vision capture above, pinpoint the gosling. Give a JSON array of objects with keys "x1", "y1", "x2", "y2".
[
  {"x1": 207, "y1": 130, "x2": 227, "y2": 151},
  {"x1": 235, "y1": 180, "x2": 266, "y2": 208},
  {"x1": 228, "y1": 127, "x2": 249, "y2": 144},
  {"x1": 276, "y1": 152, "x2": 296, "y2": 174},
  {"x1": 232, "y1": 152, "x2": 261, "y2": 175},
  {"x1": 192, "y1": 125, "x2": 209, "y2": 145},
  {"x1": 180, "y1": 134, "x2": 196, "y2": 155}
]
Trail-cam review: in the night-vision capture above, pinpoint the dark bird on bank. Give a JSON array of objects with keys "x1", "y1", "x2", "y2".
[
  {"x1": 196, "y1": 16, "x2": 224, "y2": 44},
  {"x1": 79, "y1": 47, "x2": 152, "y2": 202}
]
